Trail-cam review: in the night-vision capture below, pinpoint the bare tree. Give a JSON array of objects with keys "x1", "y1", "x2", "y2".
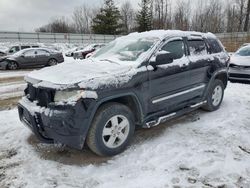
[
  {"x1": 174, "y1": 0, "x2": 191, "y2": 31},
  {"x1": 72, "y1": 4, "x2": 92, "y2": 34},
  {"x1": 153, "y1": 0, "x2": 172, "y2": 29},
  {"x1": 36, "y1": 17, "x2": 75, "y2": 33},
  {"x1": 120, "y1": 1, "x2": 135, "y2": 34},
  {"x1": 191, "y1": 0, "x2": 224, "y2": 33},
  {"x1": 244, "y1": 0, "x2": 250, "y2": 31},
  {"x1": 238, "y1": 0, "x2": 245, "y2": 31}
]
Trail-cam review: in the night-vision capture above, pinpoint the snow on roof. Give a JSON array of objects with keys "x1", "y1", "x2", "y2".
[{"x1": 125, "y1": 30, "x2": 217, "y2": 41}]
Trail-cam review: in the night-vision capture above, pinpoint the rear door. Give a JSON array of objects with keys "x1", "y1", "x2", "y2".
[
  {"x1": 185, "y1": 38, "x2": 211, "y2": 100},
  {"x1": 148, "y1": 38, "x2": 191, "y2": 114},
  {"x1": 36, "y1": 49, "x2": 50, "y2": 65}
]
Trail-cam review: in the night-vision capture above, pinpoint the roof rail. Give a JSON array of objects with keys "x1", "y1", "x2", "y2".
[{"x1": 190, "y1": 34, "x2": 202, "y2": 37}]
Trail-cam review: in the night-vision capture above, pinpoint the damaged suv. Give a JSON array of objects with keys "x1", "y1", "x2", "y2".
[{"x1": 18, "y1": 30, "x2": 229, "y2": 156}]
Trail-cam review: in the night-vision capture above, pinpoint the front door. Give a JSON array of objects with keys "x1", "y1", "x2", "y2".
[
  {"x1": 20, "y1": 49, "x2": 36, "y2": 67},
  {"x1": 36, "y1": 49, "x2": 50, "y2": 66},
  {"x1": 148, "y1": 38, "x2": 191, "y2": 114}
]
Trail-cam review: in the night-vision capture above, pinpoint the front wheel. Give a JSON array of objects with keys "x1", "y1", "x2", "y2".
[
  {"x1": 86, "y1": 103, "x2": 135, "y2": 156},
  {"x1": 202, "y1": 79, "x2": 225, "y2": 111},
  {"x1": 7, "y1": 61, "x2": 18, "y2": 70}
]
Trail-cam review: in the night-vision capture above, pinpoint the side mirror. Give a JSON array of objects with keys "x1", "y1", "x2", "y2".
[
  {"x1": 21, "y1": 54, "x2": 25, "y2": 58},
  {"x1": 150, "y1": 51, "x2": 174, "y2": 67},
  {"x1": 9, "y1": 50, "x2": 14, "y2": 53}
]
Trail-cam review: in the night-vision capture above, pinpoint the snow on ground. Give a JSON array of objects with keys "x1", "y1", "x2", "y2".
[
  {"x1": 1, "y1": 82, "x2": 250, "y2": 188},
  {"x1": 0, "y1": 70, "x2": 31, "y2": 79},
  {"x1": 0, "y1": 82, "x2": 25, "y2": 100}
]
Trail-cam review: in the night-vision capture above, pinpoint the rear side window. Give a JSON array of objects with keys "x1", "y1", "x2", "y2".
[
  {"x1": 32, "y1": 46, "x2": 39, "y2": 48},
  {"x1": 36, "y1": 50, "x2": 49, "y2": 55},
  {"x1": 161, "y1": 40, "x2": 184, "y2": 60},
  {"x1": 21, "y1": 46, "x2": 30, "y2": 50},
  {"x1": 188, "y1": 40, "x2": 207, "y2": 56},
  {"x1": 207, "y1": 38, "x2": 223, "y2": 53}
]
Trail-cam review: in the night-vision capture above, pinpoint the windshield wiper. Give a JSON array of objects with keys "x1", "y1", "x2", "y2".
[{"x1": 99, "y1": 59, "x2": 119, "y2": 65}]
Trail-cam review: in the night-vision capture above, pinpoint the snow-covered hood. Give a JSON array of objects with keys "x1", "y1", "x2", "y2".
[
  {"x1": 230, "y1": 55, "x2": 250, "y2": 66},
  {"x1": 25, "y1": 59, "x2": 140, "y2": 90}
]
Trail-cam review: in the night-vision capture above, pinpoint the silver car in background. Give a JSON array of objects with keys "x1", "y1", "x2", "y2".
[
  {"x1": 0, "y1": 48, "x2": 64, "y2": 70},
  {"x1": 229, "y1": 45, "x2": 250, "y2": 82}
]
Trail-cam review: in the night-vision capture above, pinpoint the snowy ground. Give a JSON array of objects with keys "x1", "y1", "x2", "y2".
[{"x1": 1, "y1": 82, "x2": 250, "y2": 188}]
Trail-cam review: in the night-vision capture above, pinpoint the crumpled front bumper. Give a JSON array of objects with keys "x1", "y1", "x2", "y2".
[
  {"x1": 229, "y1": 67, "x2": 250, "y2": 81},
  {"x1": 0, "y1": 60, "x2": 8, "y2": 69},
  {"x1": 18, "y1": 97, "x2": 91, "y2": 149}
]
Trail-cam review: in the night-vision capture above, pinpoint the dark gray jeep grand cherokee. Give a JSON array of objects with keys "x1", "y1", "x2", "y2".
[{"x1": 18, "y1": 30, "x2": 229, "y2": 156}]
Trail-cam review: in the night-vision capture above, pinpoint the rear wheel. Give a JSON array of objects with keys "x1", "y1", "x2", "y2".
[
  {"x1": 48, "y1": 59, "x2": 58, "y2": 66},
  {"x1": 86, "y1": 103, "x2": 135, "y2": 156},
  {"x1": 202, "y1": 79, "x2": 224, "y2": 111},
  {"x1": 7, "y1": 61, "x2": 18, "y2": 70}
]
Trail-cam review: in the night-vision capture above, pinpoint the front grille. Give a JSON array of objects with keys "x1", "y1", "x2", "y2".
[
  {"x1": 25, "y1": 84, "x2": 55, "y2": 107},
  {"x1": 229, "y1": 73, "x2": 250, "y2": 79},
  {"x1": 230, "y1": 64, "x2": 250, "y2": 69}
]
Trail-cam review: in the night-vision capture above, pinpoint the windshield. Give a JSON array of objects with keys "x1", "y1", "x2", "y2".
[
  {"x1": 236, "y1": 46, "x2": 250, "y2": 56},
  {"x1": 92, "y1": 36, "x2": 159, "y2": 64}
]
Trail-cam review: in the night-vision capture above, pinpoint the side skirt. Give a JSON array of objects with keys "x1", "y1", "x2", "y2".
[{"x1": 144, "y1": 101, "x2": 207, "y2": 128}]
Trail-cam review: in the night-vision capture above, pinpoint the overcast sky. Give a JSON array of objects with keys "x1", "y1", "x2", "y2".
[{"x1": 0, "y1": 0, "x2": 140, "y2": 32}]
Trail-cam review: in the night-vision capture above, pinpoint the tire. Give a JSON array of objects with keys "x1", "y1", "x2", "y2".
[
  {"x1": 48, "y1": 59, "x2": 58, "y2": 66},
  {"x1": 202, "y1": 79, "x2": 225, "y2": 112},
  {"x1": 86, "y1": 102, "x2": 135, "y2": 156},
  {"x1": 7, "y1": 61, "x2": 18, "y2": 70}
]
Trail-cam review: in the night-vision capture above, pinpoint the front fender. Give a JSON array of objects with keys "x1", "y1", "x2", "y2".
[
  {"x1": 79, "y1": 92, "x2": 144, "y2": 148},
  {"x1": 0, "y1": 61, "x2": 8, "y2": 69}
]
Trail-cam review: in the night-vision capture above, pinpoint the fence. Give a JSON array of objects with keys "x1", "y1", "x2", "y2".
[
  {"x1": 0, "y1": 31, "x2": 122, "y2": 44},
  {"x1": 215, "y1": 32, "x2": 250, "y2": 52},
  {"x1": 0, "y1": 31, "x2": 250, "y2": 51}
]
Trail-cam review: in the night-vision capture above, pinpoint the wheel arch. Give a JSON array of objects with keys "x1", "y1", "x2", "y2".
[
  {"x1": 48, "y1": 57, "x2": 57, "y2": 62},
  {"x1": 203, "y1": 68, "x2": 228, "y2": 100},
  {"x1": 6, "y1": 60, "x2": 19, "y2": 69},
  {"x1": 87, "y1": 93, "x2": 144, "y2": 129},
  {"x1": 214, "y1": 70, "x2": 228, "y2": 88}
]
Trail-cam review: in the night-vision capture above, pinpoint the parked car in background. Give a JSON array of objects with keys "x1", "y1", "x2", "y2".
[
  {"x1": 0, "y1": 50, "x2": 6, "y2": 57},
  {"x1": 229, "y1": 45, "x2": 250, "y2": 82},
  {"x1": 5, "y1": 44, "x2": 40, "y2": 55},
  {"x1": 65, "y1": 46, "x2": 86, "y2": 57},
  {"x1": 240, "y1": 43, "x2": 250, "y2": 48},
  {"x1": 0, "y1": 48, "x2": 64, "y2": 70},
  {"x1": 18, "y1": 30, "x2": 229, "y2": 156},
  {"x1": 73, "y1": 44, "x2": 105, "y2": 59}
]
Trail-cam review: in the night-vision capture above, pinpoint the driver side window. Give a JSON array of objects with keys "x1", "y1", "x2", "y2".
[{"x1": 161, "y1": 40, "x2": 184, "y2": 60}]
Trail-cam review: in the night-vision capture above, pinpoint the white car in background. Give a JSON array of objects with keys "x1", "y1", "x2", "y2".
[
  {"x1": 229, "y1": 45, "x2": 250, "y2": 82},
  {"x1": 0, "y1": 48, "x2": 7, "y2": 57},
  {"x1": 65, "y1": 46, "x2": 85, "y2": 57},
  {"x1": 5, "y1": 44, "x2": 40, "y2": 55},
  {"x1": 73, "y1": 44, "x2": 105, "y2": 59}
]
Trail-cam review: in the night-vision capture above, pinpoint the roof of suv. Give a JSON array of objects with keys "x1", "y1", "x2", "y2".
[{"x1": 126, "y1": 30, "x2": 217, "y2": 40}]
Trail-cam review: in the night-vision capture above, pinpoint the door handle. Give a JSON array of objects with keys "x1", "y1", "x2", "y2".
[{"x1": 181, "y1": 64, "x2": 188, "y2": 70}]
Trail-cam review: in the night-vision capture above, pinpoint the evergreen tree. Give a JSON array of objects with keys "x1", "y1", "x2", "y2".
[
  {"x1": 92, "y1": 0, "x2": 122, "y2": 34},
  {"x1": 136, "y1": 0, "x2": 153, "y2": 32}
]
